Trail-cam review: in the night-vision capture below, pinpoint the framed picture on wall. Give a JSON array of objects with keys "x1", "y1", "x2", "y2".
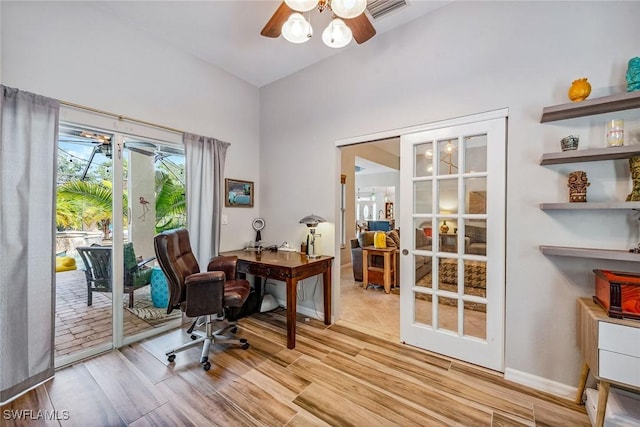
[{"x1": 225, "y1": 178, "x2": 254, "y2": 207}]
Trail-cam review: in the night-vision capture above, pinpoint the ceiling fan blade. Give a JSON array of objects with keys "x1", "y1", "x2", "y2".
[
  {"x1": 261, "y1": 2, "x2": 294, "y2": 38},
  {"x1": 343, "y1": 13, "x2": 376, "y2": 44}
]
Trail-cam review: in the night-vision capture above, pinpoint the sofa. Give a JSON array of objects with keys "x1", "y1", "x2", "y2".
[{"x1": 350, "y1": 228, "x2": 432, "y2": 284}]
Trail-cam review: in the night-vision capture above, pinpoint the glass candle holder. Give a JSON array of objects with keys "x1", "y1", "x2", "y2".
[{"x1": 606, "y1": 119, "x2": 624, "y2": 147}]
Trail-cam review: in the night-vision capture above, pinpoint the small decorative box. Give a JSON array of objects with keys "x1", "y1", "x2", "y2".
[{"x1": 593, "y1": 269, "x2": 640, "y2": 320}]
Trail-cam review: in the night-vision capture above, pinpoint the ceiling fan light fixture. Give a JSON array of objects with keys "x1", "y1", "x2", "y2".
[
  {"x1": 284, "y1": 0, "x2": 319, "y2": 12},
  {"x1": 322, "y1": 18, "x2": 353, "y2": 48},
  {"x1": 330, "y1": 0, "x2": 367, "y2": 19},
  {"x1": 282, "y1": 13, "x2": 313, "y2": 43}
]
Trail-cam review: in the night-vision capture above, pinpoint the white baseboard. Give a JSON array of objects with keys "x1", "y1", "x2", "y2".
[{"x1": 504, "y1": 368, "x2": 576, "y2": 400}]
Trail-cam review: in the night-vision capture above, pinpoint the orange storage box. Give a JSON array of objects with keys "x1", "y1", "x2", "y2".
[{"x1": 593, "y1": 269, "x2": 640, "y2": 320}]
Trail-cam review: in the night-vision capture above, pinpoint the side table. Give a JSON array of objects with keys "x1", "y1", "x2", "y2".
[
  {"x1": 575, "y1": 297, "x2": 640, "y2": 427},
  {"x1": 362, "y1": 246, "x2": 397, "y2": 294}
]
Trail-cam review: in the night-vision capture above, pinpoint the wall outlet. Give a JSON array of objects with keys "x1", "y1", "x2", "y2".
[{"x1": 221, "y1": 214, "x2": 228, "y2": 225}]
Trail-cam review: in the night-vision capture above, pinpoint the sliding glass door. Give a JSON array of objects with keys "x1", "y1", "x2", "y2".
[{"x1": 55, "y1": 121, "x2": 185, "y2": 366}]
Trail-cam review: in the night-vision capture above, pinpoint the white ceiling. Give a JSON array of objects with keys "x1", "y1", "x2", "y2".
[{"x1": 91, "y1": 0, "x2": 449, "y2": 88}]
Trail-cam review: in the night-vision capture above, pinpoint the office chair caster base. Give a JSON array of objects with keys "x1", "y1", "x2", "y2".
[
  {"x1": 202, "y1": 361, "x2": 211, "y2": 371},
  {"x1": 230, "y1": 326, "x2": 237, "y2": 334},
  {"x1": 190, "y1": 334, "x2": 197, "y2": 340},
  {"x1": 167, "y1": 354, "x2": 176, "y2": 363}
]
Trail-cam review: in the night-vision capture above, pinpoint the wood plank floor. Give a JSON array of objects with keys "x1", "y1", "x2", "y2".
[{"x1": 2, "y1": 309, "x2": 589, "y2": 426}]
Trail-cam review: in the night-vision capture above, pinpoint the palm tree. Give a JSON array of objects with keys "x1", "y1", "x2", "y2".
[
  {"x1": 57, "y1": 180, "x2": 125, "y2": 240},
  {"x1": 57, "y1": 172, "x2": 185, "y2": 237}
]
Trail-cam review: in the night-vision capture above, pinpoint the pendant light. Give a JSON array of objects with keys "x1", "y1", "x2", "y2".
[
  {"x1": 330, "y1": 0, "x2": 367, "y2": 19},
  {"x1": 284, "y1": 0, "x2": 319, "y2": 12},
  {"x1": 282, "y1": 13, "x2": 313, "y2": 44},
  {"x1": 322, "y1": 18, "x2": 353, "y2": 48}
]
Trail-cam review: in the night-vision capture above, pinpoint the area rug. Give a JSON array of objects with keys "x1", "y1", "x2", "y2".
[{"x1": 125, "y1": 286, "x2": 180, "y2": 324}]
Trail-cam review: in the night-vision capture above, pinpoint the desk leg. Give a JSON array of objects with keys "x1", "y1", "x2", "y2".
[
  {"x1": 383, "y1": 251, "x2": 391, "y2": 294},
  {"x1": 286, "y1": 277, "x2": 297, "y2": 349},
  {"x1": 362, "y1": 249, "x2": 369, "y2": 290},
  {"x1": 595, "y1": 381, "x2": 610, "y2": 427},
  {"x1": 323, "y1": 266, "x2": 331, "y2": 326},
  {"x1": 575, "y1": 362, "x2": 589, "y2": 404}
]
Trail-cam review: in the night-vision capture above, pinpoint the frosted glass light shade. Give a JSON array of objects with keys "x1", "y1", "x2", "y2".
[
  {"x1": 282, "y1": 13, "x2": 312, "y2": 44},
  {"x1": 284, "y1": 0, "x2": 319, "y2": 12},
  {"x1": 330, "y1": 0, "x2": 366, "y2": 19},
  {"x1": 322, "y1": 18, "x2": 352, "y2": 48}
]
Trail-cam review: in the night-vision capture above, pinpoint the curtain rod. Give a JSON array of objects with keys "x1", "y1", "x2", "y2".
[{"x1": 60, "y1": 100, "x2": 184, "y2": 135}]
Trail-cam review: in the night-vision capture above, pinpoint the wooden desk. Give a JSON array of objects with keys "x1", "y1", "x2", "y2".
[
  {"x1": 576, "y1": 298, "x2": 640, "y2": 426},
  {"x1": 362, "y1": 246, "x2": 397, "y2": 294},
  {"x1": 221, "y1": 250, "x2": 333, "y2": 349}
]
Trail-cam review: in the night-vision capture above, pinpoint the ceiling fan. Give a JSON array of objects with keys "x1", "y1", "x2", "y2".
[{"x1": 261, "y1": 0, "x2": 376, "y2": 47}]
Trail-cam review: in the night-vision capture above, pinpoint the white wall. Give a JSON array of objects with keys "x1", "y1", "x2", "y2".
[
  {"x1": 0, "y1": 1, "x2": 260, "y2": 252},
  {"x1": 259, "y1": 1, "x2": 640, "y2": 389}
]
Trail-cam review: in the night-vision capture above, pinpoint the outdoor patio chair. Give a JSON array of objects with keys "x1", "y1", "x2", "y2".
[{"x1": 77, "y1": 242, "x2": 156, "y2": 308}]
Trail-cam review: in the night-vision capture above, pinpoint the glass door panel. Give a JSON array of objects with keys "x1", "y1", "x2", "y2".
[
  {"x1": 121, "y1": 138, "x2": 185, "y2": 342},
  {"x1": 55, "y1": 125, "x2": 115, "y2": 364}
]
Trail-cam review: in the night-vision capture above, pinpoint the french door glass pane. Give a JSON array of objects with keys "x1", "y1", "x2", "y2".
[
  {"x1": 414, "y1": 142, "x2": 434, "y2": 177},
  {"x1": 437, "y1": 296, "x2": 458, "y2": 333},
  {"x1": 414, "y1": 293, "x2": 432, "y2": 327},
  {"x1": 414, "y1": 180, "x2": 432, "y2": 214},
  {"x1": 464, "y1": 177, "x2": 487, "y2": 215},
  {"x1": 463, "y1": 134, "x2": 487, "y2": 173},
  {"x1": 437, "y1": 139, "x2": 458, "y2": 176},
  {"x1": 464, "y1": 305, "x2": 487, "y2": 339}
]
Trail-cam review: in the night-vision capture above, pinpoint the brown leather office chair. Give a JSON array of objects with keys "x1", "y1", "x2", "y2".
[{"x1": 153, "y1": 229, "x2": 250, "y2": 371}]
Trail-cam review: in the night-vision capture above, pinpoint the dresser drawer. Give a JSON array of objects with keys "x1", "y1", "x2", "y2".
[
  {"x1": 599, "y1": 349, "x2": 640, "y2": 388},
  {"x1": 599, "y1": 322, "x2": 640, "y2": 358}
]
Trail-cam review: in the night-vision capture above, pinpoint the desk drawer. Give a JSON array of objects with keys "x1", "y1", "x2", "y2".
[
  {"x1": 599, "y1": 349, "x2": 640, "y2": 388},
  {"x1": 599, "y1": 322, "x2": 640, "y2": 358},
  {"x1": 242, "y1": 263, "x2": 289, "y2": 281}
]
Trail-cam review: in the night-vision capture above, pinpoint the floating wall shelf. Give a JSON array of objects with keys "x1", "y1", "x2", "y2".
[
  {"x1": 540, "y1": 91, "x2": 640, "y2": 123},
  {"x1": 539, "y1": 246, "x2": 640, "y2": 262},
  {"x1": 540, "y1": 202, "x2": 640, "y2": 210},
  {"x1": 540, "y1": 145, "x2": 640, "y2": 165}
]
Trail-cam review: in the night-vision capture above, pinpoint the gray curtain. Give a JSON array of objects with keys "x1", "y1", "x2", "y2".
[
  {"x1": 184, "y1": 133, "x2": 229, "y2": 269},
  {"x1": 0, "y1": 86, "x2": 59, "y2": 404}
]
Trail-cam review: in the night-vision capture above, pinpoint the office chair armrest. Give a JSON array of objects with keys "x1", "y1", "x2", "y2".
[{"x1": 184, "y1": 271, "x2": 226, "y2": 317}]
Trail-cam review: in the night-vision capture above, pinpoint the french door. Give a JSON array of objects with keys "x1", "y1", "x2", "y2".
[{"x1": 399, "y1": 112, "x2": 506, "y2": 371}]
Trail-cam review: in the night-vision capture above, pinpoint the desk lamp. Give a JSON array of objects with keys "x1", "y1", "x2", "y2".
[{"x1": 299, "y1": 214, "x2": 325, "y2": 258}]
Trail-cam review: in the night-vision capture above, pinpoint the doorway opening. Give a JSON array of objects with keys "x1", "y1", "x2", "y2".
[{"x1": 339, "y1": 137, "x2": 401, "y2": 341}]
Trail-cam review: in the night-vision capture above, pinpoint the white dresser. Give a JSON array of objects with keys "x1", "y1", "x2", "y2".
[{"x1": 576, "y1": 298, "x2": 640, "y2": 427}]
